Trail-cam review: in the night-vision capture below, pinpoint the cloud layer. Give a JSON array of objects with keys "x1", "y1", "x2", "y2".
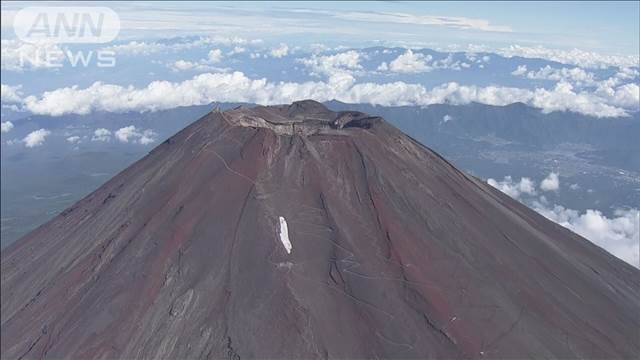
[
  {"x1": 533, "y1": 204, "x2": 639, "y2": 267},
  {"x1": 378, "y1": 50, "x2": 473, "y2": 73},
  {"x1": 9, "y1": 70, "x2": 637, "y2": 118},
  {"x1": 333, "y1": 11, "x2": 512, "y2": 32},
  {"x1": 497, "y1": 45, "x2": 639, "y2": 69},
  {"x1": 488, "y1": 172, "x2": 639, "y2": 267},
  {"x1": 298, "y1": 50, "x2": 363, "y2": 78}
]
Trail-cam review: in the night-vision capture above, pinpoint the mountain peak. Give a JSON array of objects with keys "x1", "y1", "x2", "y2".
[
  {"x1": 2, "y1": 102, "x2": 638, "y2": 359},
  {"x1": 222, "y1": 101, "x2": 382, "y2": 135},
  {"x1": 287, "y1": 99, "x2": 330, "y2": 116}
]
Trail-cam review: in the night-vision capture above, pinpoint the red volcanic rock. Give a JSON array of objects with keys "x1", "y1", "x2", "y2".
[{"x1": 2, "y1": 100, "x2": 639, "y2": 359}]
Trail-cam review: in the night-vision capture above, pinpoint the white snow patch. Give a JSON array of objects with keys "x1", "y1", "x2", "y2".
[
  {"x1": 278, "y1": 216, "x2": 292, "y2": 254},
  {"x1": 276, "y1": 261, "x2": 293, "y2": 270}
]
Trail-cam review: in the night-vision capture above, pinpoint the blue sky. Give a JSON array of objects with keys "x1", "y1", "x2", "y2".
[{"x1": 2, "y1": 1, "x2": 639, "y2": 54}]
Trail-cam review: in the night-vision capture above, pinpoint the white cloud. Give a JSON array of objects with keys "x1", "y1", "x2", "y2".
[
  {"x1": 386, "y1": 49, "x2": 432, "y2": 73},
  {"x1": 540, "y1": 172, "x2": 560, "y2": 191},
  {"x1": 1, "y1": 121, "x2": 14, "y2": 133},
  {"x1": 533, "y1": 204, "x2": 639, "y2": 268},
  {"x1": 196, "y1": 36, "x2": 262, "y2": 46},
  {"x1": 270, "y1": 43, "x2": 289, "y2": 58},
  {"x1": 169, "y1": 60, "x2": 227, "y2": 72},
  {"x1": 66, "y1": 135, "x2": 81, "y2": 143},
  {"x1": 100, "y1": 36, "x2": 262, "y2": 56},
  {"x1": 22, "y1": 129, "x2": 51, "y2": 148},
  {"x1": 511, "y1": 65, "x2": 636, "y2": 111},
  {"x1": 309, "y1": 43, "x2": 331, "y2": 54},
  {"x1": 381, "y1": 51, "x2": 470, "y2": 73},
  {"x1": 431, "y1": 53, "x2": 465, "y2": 71},
  {"x1": 487, "y1": 176, "x2": 537, "y2": 199},
  {"x1": 20, "y1": 71, "x2": 637, "y2": 118},
  {"x1": 138, "y1": 131, "x2": 157, "y2": 145},
  {"x1": 171, "y1": 60, "x2": 199, "y2": 71},
  {"x1": 497, "y1": 45, "x2": 639, "y2": 69},
  {"x1": 1, "y1": 84, "x2": 23, "y2": 103},
  {"x1": 515, "y1": 65, "x2": 597, "y2": 87},
  {"x1": 442, "y1": 114, "x2": 452, "y2": 123},
  {"x1": 590, "y1": 71, "x2": 639, "y2": 110},
  {"x1": 91, "y1": 128, "x2": 112, "y2": 142},
  {"x1": 115, "y1": 126, "x2": 136, "y2": 142},
  {"x1": 609, "y1": 83, "x2": 640, "y2": 108},
  {"x1": 488, "y1": 174, "x2": 639, "y2": 267},
  {"x1": 530, "y1": 82, "x2": 631, "y2": 117},
  {"x1": 228, "y1": 46, "x2": 246, "y2": 55},
  {"x1": 100, "y1": 41, "x2": 170, "y2": 56},
  {"x1": 512, "y1": 65, "x2": 528, "y2": 76},
  {"x1": 298, "y1": 50, "x2": 362, "y2": 80},
  {"x1": 333, "y1": 11, "x2": 512, "y2": 32},
  {"x1": 377, "y1": 62, "x2": 389, "y2": 71},
  {"x1": 115, "y1": 125, "x2": 157, "y2": 145},
  {"x1": 207, "y1": 49, "x2": 223, "y2": 63},
  {"x1": 615, "y1": 67, "x2": 640, "y2": 80},
  {"x1": 169, "y1": 48, "x2": 226, "y2": 72}
]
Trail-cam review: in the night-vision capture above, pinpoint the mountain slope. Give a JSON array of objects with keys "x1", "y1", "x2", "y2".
[{"x1": 2, "y1": 100, "x2": 638, "y2": 359}]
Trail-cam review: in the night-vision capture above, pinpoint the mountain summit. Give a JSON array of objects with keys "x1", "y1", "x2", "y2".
[{"x1": 2, "y1": 100, "x2": 638, "y2": 359}]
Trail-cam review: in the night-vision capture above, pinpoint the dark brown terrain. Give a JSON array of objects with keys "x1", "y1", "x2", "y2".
[{"x1": 2, "y1": 100, "x2": 639, "y2": 359}]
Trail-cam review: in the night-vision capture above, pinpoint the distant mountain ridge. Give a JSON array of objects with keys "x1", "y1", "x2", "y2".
[{"x1": 326, "y1": 100, "x2": 640, "y2": 156}]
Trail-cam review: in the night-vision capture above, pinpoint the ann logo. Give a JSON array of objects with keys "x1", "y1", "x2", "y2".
[
  {"x1": 15, "y1": 7, "x2": 120, "y2": 44},
  {"x1": 26, "y1": 12, "x2": 104, "y2": 40}
]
